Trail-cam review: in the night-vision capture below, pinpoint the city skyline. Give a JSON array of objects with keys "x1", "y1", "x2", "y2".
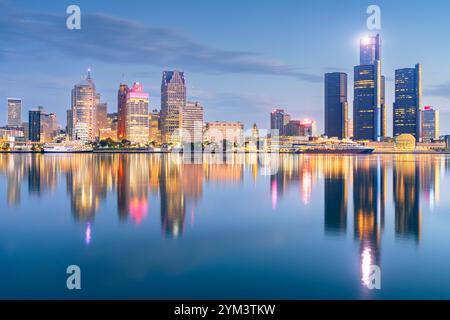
[{"x1": 1, "y1": 0, "x2": 450, "y2": 135}]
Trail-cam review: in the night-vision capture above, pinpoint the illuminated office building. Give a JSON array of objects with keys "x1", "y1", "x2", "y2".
[
  {"x1": 161, "y1": 71, "x2": 186, "y2": 144},
  {"x1": 71, "y1": 69, "x2": 97, "y2": 142},
  {"x1": 353, "y1": 34, "x2": 386, "y2": 141},
  {"x1": 148, "y1": 110, "x2": 161, "y2": 144},
  {"x1": 117, "y1": 84, "x2": 129, "y2": 141},
  {"x1": 270, "y1": 109, "x2": 290, "y2": 136},
  {"x1": 125, "y1": 82, "x2": 149, "y2": 145},
  {"x1": 28, "y1": 107, "x2": 60, "y2": 143},
  {"x1": 182, "y1": 101, "x2": 204, "y2": 144},
  {"x1": 285, "y1": 119, "x2": 317, "y2": 137},
  {"x1": 97, "y1": 102, "x2": 108, "y2": 132},
  {"x1": 393, "y1": 64, "x2": 422, "y2": 140},
  {"x1": 422, "y1": 106, "x2": 439, "y2": 142}
]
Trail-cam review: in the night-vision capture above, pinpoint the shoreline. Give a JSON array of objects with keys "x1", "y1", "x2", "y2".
[{"x1": 1, "y1": 150, "x2": 450, "y2": 155}]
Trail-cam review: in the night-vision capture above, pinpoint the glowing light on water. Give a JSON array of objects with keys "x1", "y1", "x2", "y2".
[
  {"x1": 271, "y1": 179, "x2": 277, "y2": 210},
  {"x1": 361, "y1": 247, "x2": 372, "y2": 286},
  {"x1": 85, "y1": 222, "x2": 92, "y2": 245},
  {"x1": 301, "y1": 167, "x2": 312, "y2": 205},
  {"x1": 130, "y1": 198, "x2": 148, "y2": 225}
]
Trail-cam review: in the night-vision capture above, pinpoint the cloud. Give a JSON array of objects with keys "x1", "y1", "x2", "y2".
[
  {"x1": 424, "y1": 84, "x2": 450, "y2": 100},
  {"x1": 0, "y1": 2, "x2": 321, "y2": 83}
]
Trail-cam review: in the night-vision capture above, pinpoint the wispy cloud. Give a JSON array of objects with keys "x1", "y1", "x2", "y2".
[
  {"x1": 0, "y1": 1, "x2": 321, "y2": 83},
  {"x1": 424, "y1": 84, "x2": 450, "y2": 100}
]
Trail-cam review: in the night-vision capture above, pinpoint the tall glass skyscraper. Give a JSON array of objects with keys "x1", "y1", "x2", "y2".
[
  {"x1": 353, "y1": 34, "x2": 385, "y2": 141},
  {"x1": 360, "y1": 34, "x2": 381, "y2": 65},
  {"x1": 28, "y1": 109, "x2": 41, "y2": 142},
  {"x1": 161, "y1": 71, "x2": 186, "y2": 144},
  {"x1": 324, "y1": 72, "x2": 348, "y2": 139},
  {"x1": 393, "y1": 64, "x2": 422, "y2": 140}
]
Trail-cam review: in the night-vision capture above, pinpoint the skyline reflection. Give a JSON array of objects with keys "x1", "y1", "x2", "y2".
[
  {"x1": 0, "y1": 154, "x2": 446, "y2": 242},
  {"x1": 0, "y1": 153, "x2": 449, "y2": 296}
]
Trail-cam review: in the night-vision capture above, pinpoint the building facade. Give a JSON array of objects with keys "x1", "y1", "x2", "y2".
[
  {"x1": 148, "y1": 110, "x2": 161, "y2": 145},
  {"x1": 117, "y1": 84, "x2": 129, "y2": 141},
  {"x1": 422, "y1": 106, "x2": 439, "y2": 142},
  {"x1": 205, "y1": 121, "x2": 244, "y2": 145},
  {"x1": 71, "y1": 69, "x2": 97, "y2": 142},
  {"x1": 353, "y1": 34, "x2": 385, "y2": 141},
  {"x1": 66, "y1": 109, "x2": 73, "y2": 138},
  {"x1": 285, "y1": 119, "x2": 317, "y2": 137},
  {"x1": 125, "y1": 82, "x2": 149, "y2": 145},
  {"x1": 324, "y1": 72, "x2": 348, "y2": 139},
  {"x1": 97, "y1": 102, "x2": 108, "y2": 133},
  {"x1": 28, "y1": 109, "x2": 41, "y2": 142},
  {"x1": 393, "y1": 64, "x2": 422, "y2": 140},
  {"x1": 270, "y1": 109, "x2": 290, "y2": 136},
  {"x1": 28, "y1": 107, "x2": 60, "y2": 143},
  {"x1": 182, "y1": 101, "x2": 204, "y2": 144},
  {"x1": 161, "y1": 71, "x2": 186, "y2": 144},
  {"x1": 40, "y1": 112, "x2": 60, "y2": 143},
  {"x1": 7, "y1": 98, "x2": 22, "y2": 127}
]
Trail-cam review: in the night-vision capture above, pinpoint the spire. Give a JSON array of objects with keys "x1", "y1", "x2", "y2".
[{"x1": 87, "y1": 68, "x2": 92, "y2": 80}]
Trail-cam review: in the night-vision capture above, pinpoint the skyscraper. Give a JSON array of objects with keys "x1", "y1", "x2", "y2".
[
  {"x1": 161, "y1": 71, "x2": 186, "y2": 144},
  {"x1": 7, "y1": 98, "x2": 22, "y2": 127},
  {"x1": 28, "y1": 109, "x2": 41, "y2": 142},
  {"x1": 71, "y1": 69, "x2": 97, "y2": 142},
  {"x1": 324, "y1": 72, "x2": 348, "y2": 139},
  {"x1": 182, "y1": 101, "x2": 204, "y2": 144},
  {"x1": 285, "y1": 119, "x2": 317, "y2": 137},
  {"x1": 40, "y1": 112, "x2": 60, "y2": 143},
  {"x1": 360, "y1": 34, "x2": 381, "y2": 65},
  {"x1": 66, "y1": 109, "x2": 73, "y2": 138},
  {"x1": 381, "y1": 75, "x2": 387, "y2": 138},
  {"x1": 393, "y1": 64, "x2": 423, "y2": 140},
  {"x1": 353, "y1": 34, "x2": 385, "y2": 141},
  {"x1": 117, "y1": 84, "x2": 129, "y2": 141},
  {"x1": 125, "y1": 82, "x2": 149, "y2": 145},
  {"x1": 97, "y1": 102, "x2": 108, "y2": 132},
  {"x1": 422, "y1": 106, "x2": 439, "y2": 142},
  {"x1": 270, "y1": 109, "x2": 290, "y2": 136},
  {"x1": 148, "y1": 110, "x2": 161, "y2": 145},
  {"x1": 28, "y1": 107, "x2": 60, "y2": 143}
]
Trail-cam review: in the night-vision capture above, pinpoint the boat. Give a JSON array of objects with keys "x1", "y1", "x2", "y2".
[
  {"x1": 294, "y1": 143, "x2": 374, "y2": 154},
  {"x1": 43, "y1": 144, "x2": 93, "y2": 153}
]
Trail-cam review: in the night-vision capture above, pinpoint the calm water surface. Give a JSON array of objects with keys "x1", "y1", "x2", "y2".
[{"x1": 1, "y1": 153, "x2": 450, "y2": 299}]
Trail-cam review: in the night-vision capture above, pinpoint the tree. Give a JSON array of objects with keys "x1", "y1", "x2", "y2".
[{"x1": 121, "y1": 139, "x2": 131, "y2": 148}]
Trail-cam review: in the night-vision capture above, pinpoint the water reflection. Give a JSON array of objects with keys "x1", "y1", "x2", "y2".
[
  {"x1": 323, "y1": 156, "x2": 349, "y2": 234},
  {"x1": 394, "y1": 155, "x2": 421, "y2": 242},
  {"x1": 0, "y1": 153, "x2": 448, "y2": 292}
]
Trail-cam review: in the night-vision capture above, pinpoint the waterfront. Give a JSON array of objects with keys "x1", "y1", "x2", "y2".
[{"x1": 1, "y1": 153, "x2": 450, "y2": 299}]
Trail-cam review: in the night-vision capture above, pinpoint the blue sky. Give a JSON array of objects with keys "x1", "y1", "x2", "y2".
[{"x1": 1, "y1": 0, "x2": 450, "y2": 135}]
